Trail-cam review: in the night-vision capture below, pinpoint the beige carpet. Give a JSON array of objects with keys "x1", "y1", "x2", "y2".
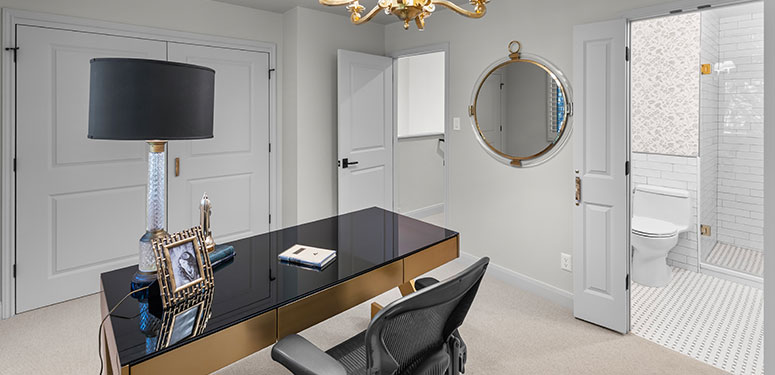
[{"x1": 0, "y1": 260, "x2": 723, "y2": 375}]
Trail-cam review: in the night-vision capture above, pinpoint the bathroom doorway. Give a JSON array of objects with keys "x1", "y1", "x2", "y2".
[{"x1": 628, "y1": 2, "x2": 764, "y2": 374}]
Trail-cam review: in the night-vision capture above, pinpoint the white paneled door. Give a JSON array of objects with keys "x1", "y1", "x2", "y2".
[
  {"x1": 572, "y1": 19, "x2": 630, "y2": 333},
  {"x1": 15, "y1": 26, "x2": 166, "y2": 312},
  {"x1": 167, "y1": 43, "x2": 270, "y2": 242},
  {"x1": 337, "y1": 50, "x2": 394, "y2": 214}
]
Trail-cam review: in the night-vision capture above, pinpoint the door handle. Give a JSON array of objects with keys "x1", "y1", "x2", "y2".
[
  {"x1": 342, "y1": 158, "x2": 359, "y2": 169},
  {"x1": 575, "y1": 176, "x2": 581, "y2": 206},
  {"x1": 175, "y1": 157, "x2": 180, "y2": 177}
]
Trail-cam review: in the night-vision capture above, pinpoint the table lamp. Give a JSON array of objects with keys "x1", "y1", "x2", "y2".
[{"x1": 88, "y1": 58, "x2": 215, "y2": 288}]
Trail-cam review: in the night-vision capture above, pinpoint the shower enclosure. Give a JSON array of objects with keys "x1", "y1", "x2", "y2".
[{"x1": 698, "y1": 2, "x2": 764, "y2": 280}]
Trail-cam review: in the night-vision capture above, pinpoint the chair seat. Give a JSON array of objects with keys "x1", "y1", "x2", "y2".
[{"x1": 326, "y1": 331, "x2": 368, "y2": 375}]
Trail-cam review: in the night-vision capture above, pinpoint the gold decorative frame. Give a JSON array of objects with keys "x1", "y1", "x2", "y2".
[
  {"x1": 156, "y1": 289, "x2": 214, "y2": 350},
  {"x1": 469, "y1": 41, "x2": 574, "y2": 167},
  {"x1": 152, "y1": 226, "x2": 214, "y2": 308}
]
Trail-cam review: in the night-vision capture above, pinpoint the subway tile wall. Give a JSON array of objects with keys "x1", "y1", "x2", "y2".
[
  {"x1": 632, "y1": 153, "x2": 699, "y2": 271},
  {"x1": 715, "y1": 9, "x2": 764, "y2": 252}
]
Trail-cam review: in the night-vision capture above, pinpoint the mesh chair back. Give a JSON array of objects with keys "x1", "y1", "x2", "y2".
[{"x1": 365, "y1": 257, "x2": 489, "y2": 375}]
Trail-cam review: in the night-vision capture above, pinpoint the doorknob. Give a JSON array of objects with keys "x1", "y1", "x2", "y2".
[
  {"x1": 575, "y1": 177, "x2": 581, "y2": 206},
  {"x1": 341, "y1": 158, "x2": 359, "y2": 169},
  {"x1": 175, "y1": 158, "x2": 180, "y2": 177}
]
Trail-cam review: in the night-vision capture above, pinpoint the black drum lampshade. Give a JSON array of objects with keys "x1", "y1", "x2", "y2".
[{"x1": 88, "y1": 58, "x2": 215, "y2": 140}]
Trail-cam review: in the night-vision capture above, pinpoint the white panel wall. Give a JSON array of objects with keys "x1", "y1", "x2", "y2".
[
  {"x1": 715, "y1": 8, "x2": 765, "y2": 252},
  {"x1": 0, "y1": 0, "x2": 284, "y2": 314},
  {"x1": 632, "y1": 153, "x2": 699, "y2": 271}
]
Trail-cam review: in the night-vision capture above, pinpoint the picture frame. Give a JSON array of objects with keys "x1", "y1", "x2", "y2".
[
  {"x1": 152, "y1": 226, "x2": 214, "y2": 308},
  {"x1": 156, "y1": 289, "x2": 214, "y2": 350}
]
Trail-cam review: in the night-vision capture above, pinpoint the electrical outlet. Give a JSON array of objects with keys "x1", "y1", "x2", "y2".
[
  {"x1": 560, "y1": 253, "x2": 572, "y2": 272},
  {"x1": 453, "y1": 117, "x2": 461, "y2": 130}
]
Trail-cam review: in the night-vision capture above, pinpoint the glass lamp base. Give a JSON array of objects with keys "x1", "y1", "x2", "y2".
[{"x1": 131, "y1": 271, "x2": 157, "y2": 299}]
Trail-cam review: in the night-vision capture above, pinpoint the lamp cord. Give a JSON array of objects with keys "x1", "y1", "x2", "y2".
[{"x1": 98, "y1": 285, "x2": 149, "y2": 375}]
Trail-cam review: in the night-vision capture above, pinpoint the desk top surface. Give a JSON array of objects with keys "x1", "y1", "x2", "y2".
[{"x1": 101, "y1": 207, "x2": 458, "y2": 367}]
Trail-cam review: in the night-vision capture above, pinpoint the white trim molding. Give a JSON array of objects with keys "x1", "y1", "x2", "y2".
[
  {"x1": 0, "y1": 8, "x2": 281, "y2": 319},
  {"x1": 401, "y1": 203, "x2": 444, "y2": 221},
  {"x1": 457, "y1": 252, "x2": 573, "y2": 309}
]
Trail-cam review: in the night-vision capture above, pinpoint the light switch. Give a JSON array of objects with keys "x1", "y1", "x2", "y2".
[{"x1": 453, "y1": 117, "x2": 461, "y2": 130}]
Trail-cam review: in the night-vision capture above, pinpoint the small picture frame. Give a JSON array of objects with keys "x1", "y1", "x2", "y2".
[
  {"x1": 156, "y1": 289, "x2": 214, "y2": 350},
  {"x1": 152, "y1": 226, "x2": 214, "y2": 308}
]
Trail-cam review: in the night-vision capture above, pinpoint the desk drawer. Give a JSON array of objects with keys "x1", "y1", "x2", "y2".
[
  {"x1": 277, "y1": 260, "x2": 403, "y2": 338},
  {"x1": 403, "y1": 236, "x2": 459, "y2": 282},
  {"x1": 131, "y1": 310, "x2": 277, "y2": 375}
]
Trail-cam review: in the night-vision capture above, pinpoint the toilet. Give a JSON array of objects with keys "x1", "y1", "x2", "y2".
[{"x1": 631, "y1": 185, "x2": 691, "y2": 287}]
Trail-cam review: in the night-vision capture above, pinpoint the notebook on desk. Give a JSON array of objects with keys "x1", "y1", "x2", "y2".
[{"x1": 278, "y1": 244, "x2": 337, "y2": 269}]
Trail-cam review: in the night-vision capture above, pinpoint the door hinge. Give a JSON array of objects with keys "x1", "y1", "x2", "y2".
[
  {"x1": 269, "y1": 214, "x2": 272, "y2": 224},
  {"x1": 626, "y1": 274, "x2": 630, "y2": 290},
  {"x1": 625, "y1": 160, "x2": 630, "y2": 176},
  {"x1": 268, "y1": 143, "x2": 271, "y2": 153},
  {"x1": 625, "y1": 46, "x2": 630, "y2": 62},
  {"x1": 268, "y1": 68, "x2": 275, "y2": 79},
  {"x1": 5, "y1": 46, "x2": 19, "y2": 63},
  {"x1": 12, "y1": 158, "x2": 16, "y2": 172},
  {"x1": 13, "y1": 264, "x2": 16, "y2": 278}
]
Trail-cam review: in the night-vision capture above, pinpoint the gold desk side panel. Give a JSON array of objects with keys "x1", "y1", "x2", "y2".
[
  {"x1": 131, "y1": 309, "x2": 277, "y2": 375},
  {"x1": 100, "y1": 280, "x2": 124, "y2": 375},
  {"x1": 403, "y1": 236, "x2": 459, "y2": 282},
  {"x1": 277, "y1": 260, "x2": 403, "y2": 338}
]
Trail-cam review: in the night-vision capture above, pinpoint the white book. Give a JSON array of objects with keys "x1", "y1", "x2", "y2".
[{"x1": 278, "y1": 244, "x2": 337, "y2": 268}]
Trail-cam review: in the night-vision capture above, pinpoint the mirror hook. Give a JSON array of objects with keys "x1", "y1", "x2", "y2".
[{"x1": 508, "y1": 40, "x2": 522, "y2": 59}]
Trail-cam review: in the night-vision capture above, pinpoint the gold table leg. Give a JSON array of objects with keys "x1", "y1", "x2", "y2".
[{"x1": 370, "y1": 280, "x2": 417, "y2": 319}]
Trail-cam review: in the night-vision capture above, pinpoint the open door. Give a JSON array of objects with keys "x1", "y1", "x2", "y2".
[
  {"x1": 337, "y1": 50, "x2": 394, "y2": 214},
  {"x1": 572, "y1": 19, "x2": 630, "y2": 333}
]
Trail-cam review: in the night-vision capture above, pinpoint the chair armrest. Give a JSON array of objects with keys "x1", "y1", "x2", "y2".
[{"x1": 271, "y1": 334, "x2": 347, "y2": 375}]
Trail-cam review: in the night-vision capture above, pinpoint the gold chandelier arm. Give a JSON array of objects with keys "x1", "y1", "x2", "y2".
[
  {"x1": 430, "y1": 0, "x2": 487, "y2": 18},
  {"x1": 351, "y1": 3, "x2": 386, "y2": 24},
  {"x1": 319, "y1": 0, "x2": 356, "y2": 5}
]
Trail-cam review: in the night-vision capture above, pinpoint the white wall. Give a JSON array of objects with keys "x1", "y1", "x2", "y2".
[
  {"x1": 395, "y1": 137, "x2": 445, "y2": 215},
  {"x1": 282, "y1": 7, "x2": 385, "y2": 225},
  {"x1": 762, "y1": 0, "x2": 773, "y2": 371},
  {"x1": 385, "y1": 0, "x2": 668, "y2": 294},
  {"x1": 0, "y1": 0, "x2": 285, "y2": 313},
  {"x1": 396, "y1": 52, "x2": 445, "y2": 137}
]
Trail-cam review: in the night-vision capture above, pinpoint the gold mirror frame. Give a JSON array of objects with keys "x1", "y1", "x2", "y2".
[{"x1": 469, "y1": 41, "x2": 574, "y2": 167}]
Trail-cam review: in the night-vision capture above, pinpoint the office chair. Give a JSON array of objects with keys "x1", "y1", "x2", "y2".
[{"x1": 271, "y1": 257, "x2": 489, "y2": 375}]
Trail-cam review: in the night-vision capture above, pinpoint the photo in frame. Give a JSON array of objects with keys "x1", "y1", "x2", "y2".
[
  {"x1": 156, "y1": 289, "x2": 214, "y2": 350},
  {"x1": 152, "y1": 226, "x2": 214, "y2": 308}
]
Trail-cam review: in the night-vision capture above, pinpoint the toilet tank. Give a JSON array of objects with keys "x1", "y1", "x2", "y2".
[{"x1": 633, "y1": 185, "x2": 691, "y2": 232}]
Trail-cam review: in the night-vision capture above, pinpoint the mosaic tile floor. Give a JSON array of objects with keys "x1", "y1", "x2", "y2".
[
  {"x1": 632, "y1": 268, "x2": 763, "y2": 375},
  {"x1": 706, "y1": 242, "x2": 764, "y2": 277}
]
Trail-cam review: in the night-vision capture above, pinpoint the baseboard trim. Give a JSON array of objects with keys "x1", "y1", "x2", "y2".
[
  {"x1": 401, "y1": 203, "x2": 444, "y2": 220},
  {"x1": 458, "y1": 252, "x2": 573, "y2": 309}
]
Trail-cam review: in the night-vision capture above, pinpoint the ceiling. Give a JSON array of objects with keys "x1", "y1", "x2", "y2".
[{"x1": 213, "y1": 0, "x2": 470, "y2": 24}]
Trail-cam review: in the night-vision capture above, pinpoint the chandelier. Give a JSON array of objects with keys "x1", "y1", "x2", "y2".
[{"x1": 319, "y1": 0, "x2": 489, "y2": 30}]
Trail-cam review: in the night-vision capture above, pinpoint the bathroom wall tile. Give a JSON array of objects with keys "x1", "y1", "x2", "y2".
[{"x1": 631, "y1": 13, "x2": 700, "y2": 157}]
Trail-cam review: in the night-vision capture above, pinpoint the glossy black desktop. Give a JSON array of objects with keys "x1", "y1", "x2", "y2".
[{"x1": 100, "y1": 207, "x2": 458, "y2": 368}]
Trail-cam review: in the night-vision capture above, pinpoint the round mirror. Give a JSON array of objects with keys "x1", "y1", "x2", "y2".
[{"x1": 470, "y1": 41, "x2": 573, "y2": 167}]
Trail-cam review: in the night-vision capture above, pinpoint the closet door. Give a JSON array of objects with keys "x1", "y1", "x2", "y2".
[
  {"x1": 167, "y1": 43, "x2": 270, "y2": 243},
  {"x1": 15, "y1": 25, "x2": 166, "y2": 312}
]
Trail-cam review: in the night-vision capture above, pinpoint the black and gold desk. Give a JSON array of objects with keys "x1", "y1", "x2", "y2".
[{"x1": 100, "y1": 207, "x2": 459, "y2": 375}]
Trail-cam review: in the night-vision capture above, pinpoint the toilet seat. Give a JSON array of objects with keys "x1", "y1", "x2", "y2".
[{"x1": 632, "y1": 216, "x2": 678, "y2": 239}]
